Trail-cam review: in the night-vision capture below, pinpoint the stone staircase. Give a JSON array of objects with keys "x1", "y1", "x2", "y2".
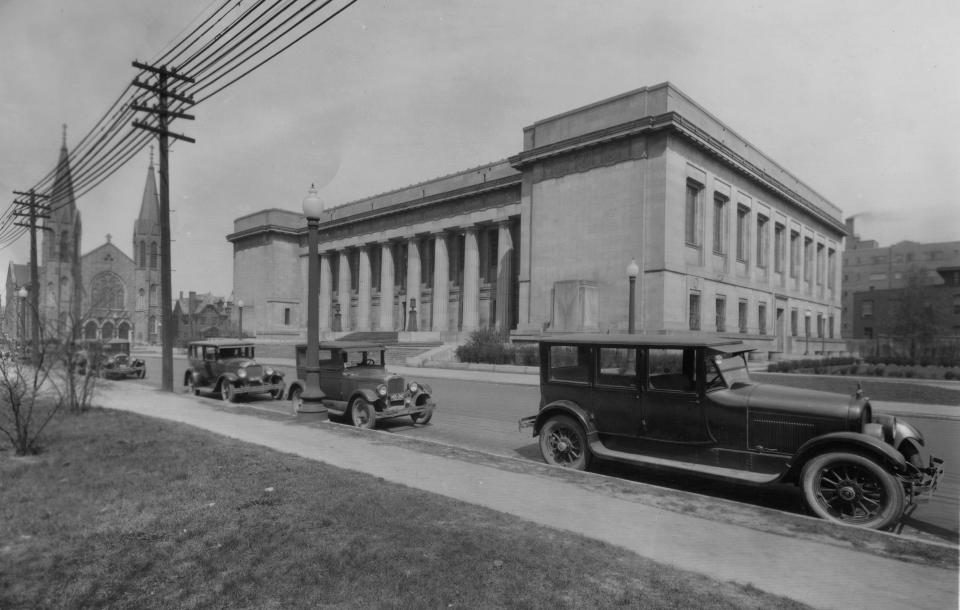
[{"x1": 336, "y1": 331, "x2": 399, "y2": 344}]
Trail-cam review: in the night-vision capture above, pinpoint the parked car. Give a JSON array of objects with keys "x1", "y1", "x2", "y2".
[
  {"x1": 287, "y1": 341, "x2": 435, "y2": 428},
  {"x1": 519, "y1": 334, "x2": 943, "y2": 530},
  {"x1": 184, "y1": 339, "x2": 284, "y2": 402},
  {"x1": 95, "y1": 339, "x2": 146, "y2": 379}
]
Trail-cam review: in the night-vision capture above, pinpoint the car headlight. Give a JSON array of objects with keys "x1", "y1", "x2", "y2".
[
  {"x1": 237, "y1": 369, "x2": 247, "y2": 379},
  {"x1": 377, "y1": 384, "x2": 388, "y2": 397},
  {"x1": 408, "y1": 381, "x2": 419, "y2": 393},
  {"x1": 265, "y1": 367, "x2": 274, "y2": 377}
]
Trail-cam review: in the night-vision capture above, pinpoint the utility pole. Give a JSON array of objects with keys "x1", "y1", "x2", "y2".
[
  {"x1": 131, "y1": 61, "x2": 195, "y2": 392},
  {"x1": 12, "y1": 189, "x2": 51, "y2": 364}
]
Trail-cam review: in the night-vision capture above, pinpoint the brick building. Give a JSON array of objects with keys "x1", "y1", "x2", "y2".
[
  {"x1": 229, "y1": 83, "x2": 847, "y2": 357},
  {"x1": 842, "y1": 216, "x2": 960, "y2": 339}
]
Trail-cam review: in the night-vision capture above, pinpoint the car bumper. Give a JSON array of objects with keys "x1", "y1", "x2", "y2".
[
  {"x1": 907, "y1": 455, "x2": 944, "y2": 504},
  {"x1": 377, "y1": 398, "x2": 435, "y2": 420},
  {"x1": 232, "y1": 381, "x2": 284, "y2": 396}
]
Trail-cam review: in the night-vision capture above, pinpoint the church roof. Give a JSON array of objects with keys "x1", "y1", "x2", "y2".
[{"x1": 136, "y1": 157, "x2": 160, "y2": 232}]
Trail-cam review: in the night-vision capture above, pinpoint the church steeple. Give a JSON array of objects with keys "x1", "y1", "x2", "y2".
[
  {"x1": 136, "y1": 146, "x2": 160, "y2": 229},
  {"x1": 49, "y1": 124, "x2": 77, "y2": 215}
]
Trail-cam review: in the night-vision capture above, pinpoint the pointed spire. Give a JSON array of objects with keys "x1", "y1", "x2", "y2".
[
  {"x1": 62, "y1": 123, "x2": 67, "y2": 148},
  {"x1": 50, "y1": 126, "x2": 77, "y2": 214},
  {"x1": 136, "y1": 157, "x2": 160, "y2": 230}
]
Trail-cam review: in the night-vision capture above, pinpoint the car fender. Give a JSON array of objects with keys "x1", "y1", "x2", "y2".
[
  {"x1": 286, "y1": 379, "x2": 304, "y2": 400},
  {"x1": 347, "y1": 388, "x2": 381, "y2": 406},
  {"x1": 788, "y1": 431, "x2": 907, "y2": 479},
  {"x1": 218, "y1": 373, "x2": 239, "y2": 388},
  {"x1": 534, "y1": 400, "x2": 596, "y2": 437}
]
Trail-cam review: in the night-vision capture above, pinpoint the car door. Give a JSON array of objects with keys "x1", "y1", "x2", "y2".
[
  {"x1": 591, "y1": 346, "x2": 644, "y2": 438},
  {"x1": 640, "y1": 347, "x2": 710, "y2": 443}
]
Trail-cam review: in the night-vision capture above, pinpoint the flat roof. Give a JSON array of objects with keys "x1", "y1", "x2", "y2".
[
  {"x1": 297, "y1": 341, "x2": 388, "y2": 351},
  {"x1": 189, "y1": 338, "x2": 255, "y2": 346}
]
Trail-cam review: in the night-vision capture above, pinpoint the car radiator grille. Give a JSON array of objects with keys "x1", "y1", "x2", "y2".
[
  {"x1": 387, "y1": 377, "x2": 405, "y2": 395},
  {"x1": 246, "y1": 365, "x2": 264, "y2": 380}
]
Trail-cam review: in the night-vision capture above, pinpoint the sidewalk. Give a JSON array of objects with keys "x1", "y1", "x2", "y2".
[{"x1": 94, "y1": 381, "x2": 957, "y2": 610}]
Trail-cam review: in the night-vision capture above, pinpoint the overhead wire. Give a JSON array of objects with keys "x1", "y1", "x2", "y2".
[{"x1": 2, "y1": 0, "x2": 359, "y2": 250}]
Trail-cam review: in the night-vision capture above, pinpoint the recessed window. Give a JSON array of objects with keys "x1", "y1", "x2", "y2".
[
  {"x1": 738, "y1": 300, "x2": 748, "y2": 333},
  {"x1": 689, "y1": 292, "x2": 701, "y2": 330},
  {"x1": 712, "y1": 195, "x2": 727, "y2": 255},
  {"x1": 715, "y1": 296, "x2": 726, "y2": 332},
  {"x1": 756, "y1": 215, "x2": 769, "y2": 268},
  {"x1": 736, "y1": 206, "x2": 750, "y2": 262},
  {"x1": 685, "y1": 181, "x2": 703, "y2": 247}
]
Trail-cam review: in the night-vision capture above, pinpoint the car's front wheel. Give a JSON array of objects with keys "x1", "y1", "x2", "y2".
[
  {"x1": 349, "y1": 397, "x2": 377, "y2": 429},
  {"x1": 270, "y1": 384, "x2": 284, "y2": 400},
  {"x1": 539, "y1": 415, "x2": 591, "y2": 470},
  {"x1": 410, "y1": 409, "x2": 433, "y2": 425},
  {"x1": 801, "y1": 451, "x2": 905, "y2": 530},
  {"x1": 220, "y1": 380, "x2": 237, "y2": 403}
]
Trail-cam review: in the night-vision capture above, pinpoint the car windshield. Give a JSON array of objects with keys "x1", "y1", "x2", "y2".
[{"x1": 706, "y1": 352, "x2": 752, "y2": 390}]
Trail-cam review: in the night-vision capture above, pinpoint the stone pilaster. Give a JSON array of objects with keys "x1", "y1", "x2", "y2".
[
  {"x1": 462, "y1": 227, "x2": 479, "y2": 331},
  {"x1": 495, "y1": 221, "x2": 514, "y2": 330},
  {"x1": 356, "y1": 246, "x2": 371, "y2": 331},
  {"x1": 405, "y1": 238, "x2": 421, "y2": 330},
  {"x1": 319, "y1": 253, "x2": 332, "y2": 330},
  {"x1": 432, "y1": 232, "x2": 449, "y2": 331},
  {"x1": 337, "y1": 250, "x2": 352, "y2": 331},
  {"x1": 379, "y1": 242, "x2": 395, "y2": 331}
]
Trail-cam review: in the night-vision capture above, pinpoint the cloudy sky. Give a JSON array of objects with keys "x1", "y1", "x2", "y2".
[{"x1": 1, "y1": 0, "x2": 958, "y2": 300}]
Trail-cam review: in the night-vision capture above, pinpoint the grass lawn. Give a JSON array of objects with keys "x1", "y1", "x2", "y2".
[
  {"x1": 0, "y1": 409, "x2": 811, "y2": 609},
  {"x1": 754, "y1": 373, "x2": 960, "y2": 406}
]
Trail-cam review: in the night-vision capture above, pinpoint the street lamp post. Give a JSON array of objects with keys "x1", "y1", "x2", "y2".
[
  {"x1": 299, "y1": 184, "x2": 327, "y2": 414},
  {"x1": 626, "y1": 259, "x2": 639, "y2": 334},
  {"x1": 237, "y1": 299, "x2": 244, "y2": 339},
  {"x1": 18, "y1": 287, "x2": 27, "y2": 354}
]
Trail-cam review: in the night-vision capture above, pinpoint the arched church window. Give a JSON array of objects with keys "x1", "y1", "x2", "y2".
[
  {"x1": 118, "y1": 321, "x2": 130, "y2": 340},
  {"x1": 139, "y1": 241, "x2": 147, "y2": 268},
  {"x1": 60, "y1": 231, "x2": 70, "y2": 262},
  {"x1": 90, "y1": 272, "x2": 125, "y2": 310},
  {"x1": 149, "y1": 284, "x2": 158, "y2": 307},
  {"x1": 150, "y1": 242, "x2": 158, "y2": 269},
  {"x1": 84, "y1": 320, "x2": 98, "y2": 339},
  {"x1": 137, "y1": 289, "x2": 145, "y2": 311},
  {"x1": 101, "y1": 321, "x2": 115, "y2": 340}
]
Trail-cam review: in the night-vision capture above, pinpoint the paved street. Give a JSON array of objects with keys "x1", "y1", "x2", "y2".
[{"x1": 132, "y1": 352, "x2": 959, "y2": 546}]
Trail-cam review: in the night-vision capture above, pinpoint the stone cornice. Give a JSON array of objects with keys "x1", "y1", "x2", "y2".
[
  {"x1": 509, "y1": 111, "x2": 847, "y2": 235},
  {"x1": 226, "y1": 223, "x2": 301, "y2": 243}
]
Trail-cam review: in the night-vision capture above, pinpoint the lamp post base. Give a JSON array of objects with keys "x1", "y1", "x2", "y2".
[{"x1": 296, "y1": 383, "x2": 327, "y2": 414}]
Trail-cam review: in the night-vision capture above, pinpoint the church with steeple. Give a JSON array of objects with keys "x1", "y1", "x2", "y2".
[{"x1": 5, "y1": 131, "x2": 164, "y2": 345}]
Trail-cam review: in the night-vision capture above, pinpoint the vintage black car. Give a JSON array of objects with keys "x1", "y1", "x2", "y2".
[
  {"x1": 287, "y1": 341, "x2": 435, "y2": 428},
  {"x1": 184, "y1": 339, "x2": 284, "y2": 402},
  {"x1": 519, "y1": 334, "x2": 943, "y2": 530},
  {"x1": 75, "y1": 339, "x2": 146, "y2": 379}
]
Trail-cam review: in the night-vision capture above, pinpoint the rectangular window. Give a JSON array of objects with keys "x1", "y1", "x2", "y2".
[
  {"x1": 685, "y1": 182, "x2": 702, "y2": 246},
  {"x1": 756, "y1": 215, "x2": 769, "y2": 268},
  {"x1": 817, "y1": 313, "x2": 824, "y2": 338},
  {"x1": 715, "y1": 296, "x2": 726, "y2": 332},
  {"x1": 864, "y1": 327, "x2": 874, "y2": 339},
  {"x1": 758, "y1": 302, "x2": 767, "y2": 335},
  {"x1": 827, "y1": 248, "x2": 836, "y2": 290},
  {"x1": 862, "y1": 301, "x2": 873, "y2": 318},
  {"x1": 774, "y1": 223, "x2": 785, "y2": 273},
  {"x1": 804, "y1": 237, "x2": 813, "y2": 281},
  {"x1": 790, "y1": 309, "x2": 798, "y2": 336},
  {"x1": 283, "y1": 307, "x2": 291, "y2": 326},
  {"x1": 953, "y1": 294, "x2": 960, "y2": 315},
  {"x1": 828, "y1": 314, "x2": 834, "y2": 339},
  {"x1": 738, "y1": 300, "x2": 748, "y2": 333},
  {"x1": 736, "y1": 205, "x2": 750, "y2": 262},
  {"x1": 548, "y1": 345, "x2": 591, "y2": 384},
  {"x1": 789, "y1": 231, "x2": 800, "y2": 278},
  {"x1": 712, "y1": 195, "x2": 727, "y2": 255},
  {"x1": 816, "y1": 244, "x2": 825, "y2": 286},
  {"x1": 648, "y1": 348, "x2": 697, "y2": 392},
  {"x1": 689, "y1": 292, "x2": 701, "y2": 330},
  {"x1": 597, "y1": 347, "x2": 639, "y2": 388}
]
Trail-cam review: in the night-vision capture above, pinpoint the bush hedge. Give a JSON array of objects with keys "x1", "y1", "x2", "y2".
[
  {"x1": 767, "y1": 356, "x2": 960, "y2": 380},
  {"x1": 455, "y1": 328, "x2": 540, "y2": 366}
]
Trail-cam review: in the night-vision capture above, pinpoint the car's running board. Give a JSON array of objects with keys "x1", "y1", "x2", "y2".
[{"x1": 587, "y1": 440, "x2": 782, "y2": 484}]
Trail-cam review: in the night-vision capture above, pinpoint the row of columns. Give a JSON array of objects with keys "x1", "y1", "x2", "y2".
[{"x1": 314, "y1": 221, "x2": 514, "y2": 333}]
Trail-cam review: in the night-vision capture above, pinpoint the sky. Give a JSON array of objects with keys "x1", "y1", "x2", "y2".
[{"x1": 1, "y1": 0, "x2": 958, "y2": 300}]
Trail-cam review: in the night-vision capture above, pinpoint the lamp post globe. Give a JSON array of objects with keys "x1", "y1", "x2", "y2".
[
  {"x1": 626, "y1": 259, "x2": 639, "y2": 334},
  {"x1": 298, "y1": 184, "x2": 327, "y2": 413}
]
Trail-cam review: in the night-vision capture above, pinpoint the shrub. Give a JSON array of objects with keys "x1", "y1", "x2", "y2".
[{"x1": 455, "y1": 329, "x2": 540, "y2": 366}]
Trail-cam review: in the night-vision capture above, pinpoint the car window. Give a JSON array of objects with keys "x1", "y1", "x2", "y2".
[
  {"x1": 317, "y1": 349, "x2": 335, "y2": 365},
  {"x1": 596, "y1": 347, "x2": 639, "y2": 388},
  {"x1": 548, "y1": 345, "x2": 591, "y2": 384},
  {"x1": 647, "y1": 348, "x2": 697, "y2": 392}
]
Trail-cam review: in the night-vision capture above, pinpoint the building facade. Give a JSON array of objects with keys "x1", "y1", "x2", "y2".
[
  {"x1": 841, "y1": 217, "x2": 960, "y2": 339},
  {"x1": 5, "y1": 133, "x2": 165, "y2": 346},
  {"x1": 229, "y1": 83, "x2": 847, "y2": 357}
]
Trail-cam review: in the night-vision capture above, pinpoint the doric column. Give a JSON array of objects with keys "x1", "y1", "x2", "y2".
[
  {"x1": 319, "y1": 253, "x2": 332, "y2": 330},
  {"x1": 405, "y1": 238, "x2": 421, "y2": 330},
  {"x1": 378, "y1": 242, "x2": 395, "y2": 331},
  {"x1": 495, "y1": 220, "x2": 514, "y2": 331},
  {"x1": 356, "y1": 246, "x2": 372, "y2": 331},
  {"x1": 337, "y1": 250, "x2": 352, "y2": 331},
  {"x1": 461, "y1": 227, "x2": 479, "y2": 331},
  {"x1": 432, "y1": 232, "x2": 449, "y2": 332}
]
